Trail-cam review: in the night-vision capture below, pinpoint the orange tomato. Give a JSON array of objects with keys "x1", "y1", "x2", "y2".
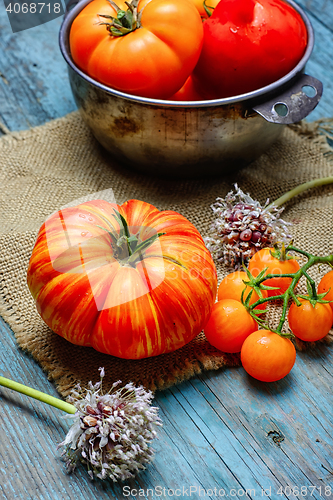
[
  {"x1": 189, "y1": 0, "x2": 220, "y2": 18},
  {"x1": 204, "y1": 299, "x2": 257, "y2": 353},
  {"x1": 241, "y1": 329, "x2": 296, "y2": 382},
  {"x1": 248, "y1": 248, "x2": 300, "y2": 297},
  {"x1": 218, "y1": 271, "x2": 268, "y2": 312},
  {"x1": 318, "y1": 270, "x2": 333, "y2": 315},
  {"x1": 288, "y1": 298, "x2": 333, "y2": 341},
  {"x1": 69, "y1": 0, "x2": 204, "y2": 99}
]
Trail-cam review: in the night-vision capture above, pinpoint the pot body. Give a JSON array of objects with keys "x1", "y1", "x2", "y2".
[
  {"x1": 69, "y1": 67, "x2": 283, "y2": 177},
  {"x1": 60, "y1": 0, "x2": 321, "y2": 178}
]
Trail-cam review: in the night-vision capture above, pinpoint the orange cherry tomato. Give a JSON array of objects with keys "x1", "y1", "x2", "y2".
[
  {"x1": 288, "y1": 298, "x2": 333, "y2": 341},
  {"x1": 318, "y1": 270, "x2": 333, "y2": 315},
  {"x1": 204, "y1": 299, "x2": 257, "y2": 353},
  {"x1": 218, "y1": 271, "x2": 268, "y2": 312},
  {"x1": 241, "y1": 329, "x2": 296, "y2": 382},
  {"x1": 248, "y1": 248, "x2": 300, "y2": 297}
]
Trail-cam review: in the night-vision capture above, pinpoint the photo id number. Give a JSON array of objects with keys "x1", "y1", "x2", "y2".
[{"x1": 6, "y1": 2, "x2": 61, "y2": 14}]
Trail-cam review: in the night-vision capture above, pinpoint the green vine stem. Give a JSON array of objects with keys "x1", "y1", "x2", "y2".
[
  {"x1": 244, "y1": 245, "x2": 333, "y2": 338},
  {"x1": 0, "y1": 376, "x2": 76, "y2": 414},
  {"x1": 269, "y1": 176, "x2": 333, "y2": 208}
]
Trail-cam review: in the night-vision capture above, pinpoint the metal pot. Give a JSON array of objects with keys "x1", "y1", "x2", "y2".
[{"x1": 59, "y1": 0, "x2": 322, "y2": 178}]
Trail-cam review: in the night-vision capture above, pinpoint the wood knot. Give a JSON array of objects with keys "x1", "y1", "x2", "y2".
[{"x1": 267, "y1": 429, "x2": 285, "y2": 446}]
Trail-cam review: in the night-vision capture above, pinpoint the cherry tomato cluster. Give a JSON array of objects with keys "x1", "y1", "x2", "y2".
[
  {"x1": 69, "y1": 0, "x2": 307, "y2": 100},
  {"x1": 204, "y1": 247, "x2": 333, "y2": 383}
]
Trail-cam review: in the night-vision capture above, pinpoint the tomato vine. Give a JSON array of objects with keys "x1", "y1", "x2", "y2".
[{"x1": 241, "y1": 243, "x2": 333, "y2": 338}]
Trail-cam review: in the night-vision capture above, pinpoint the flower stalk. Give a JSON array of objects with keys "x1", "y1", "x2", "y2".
[
  {"x1": 269, "y1": 176, "x2": 333, "y2": 209},
  {"x1": 0, "y1": 375, "x2": 76, "y2": 413}
]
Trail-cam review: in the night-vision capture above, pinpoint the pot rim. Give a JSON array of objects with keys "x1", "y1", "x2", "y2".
[{"x1": 59, "y1": 0, "x2": 314, "y2": 108}]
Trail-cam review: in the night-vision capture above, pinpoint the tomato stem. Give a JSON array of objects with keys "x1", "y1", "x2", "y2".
[
  {"x1": 98, "y1": 210, "x2": 165, "y2": 265},
  {"x1": 203, "y1": 0, "x2": 215, "y2": 17},
  {"x1": 99, "y1": 0, "x2": 141, "y2": 36},
  {"x1": 246, "y1": 244, "x2": 333, "y2": 337}
]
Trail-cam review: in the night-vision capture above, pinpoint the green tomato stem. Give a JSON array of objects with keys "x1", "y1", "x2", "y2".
[
  {"x1": 269, "y1": 176, "x2": 333, "y2": 209},
  {"x1": 0, "y1": 376, "x2": 76, "y2": 414},
  {"x1": 302, "y1": 270, "x2": 318, "y2": 300},
  {"x1": 203, "y1": 0, "x2": 215, "y2": 17},
  {"x1": 248, "y1": 246, "x2": 333, "y2": 336},
  {"x1": 101, "y1": 0, "x2": 140, "y2": 36}
]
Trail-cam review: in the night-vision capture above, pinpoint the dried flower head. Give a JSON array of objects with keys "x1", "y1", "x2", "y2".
[
  {"x1": 205, "y1": 185, "x2": 292, "y2": 268},
  {"x1": 58, "y1": 368, "x2": 162, "y2": 481}
]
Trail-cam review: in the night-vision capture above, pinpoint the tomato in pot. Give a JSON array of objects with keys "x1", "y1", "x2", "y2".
[
  {"x1": 189, "y1": 0, "x2": 220, "y2": 19},
  {"x1": 69, "y1": 0, "x2": 204, "y2": 99},
  {"x1": 192, "y1": 0, "x2": 308, "y2": 99},
  {"x1": 169, "y1": 75, "x2": 206, "y2": 101},
  {"x1": 27, "y1": 199, "x2": 217, "y2": 359}
]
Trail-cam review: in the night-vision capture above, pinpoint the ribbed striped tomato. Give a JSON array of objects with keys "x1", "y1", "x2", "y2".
[{"x1": 27, "y1": 199, "x2": 217, "y2": 359}]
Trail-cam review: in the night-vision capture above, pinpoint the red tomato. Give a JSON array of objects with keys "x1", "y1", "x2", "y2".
[
  {"x1": 288, "y1": 298, "x2": 333, "y2": 341},
  {"x1": 248, "y1": 248, "x2": 300, "y2": 297},
  {"x1": 241, "y1": 329, "x2": 296, "y2": 382},
  {"x1": 69, "y1": 0, "x2": 204, "y2": 99},
  {"x1": 218, "y1": 271, "x2": 268, "y2": 312},
  {"x1": 318, "y1": 270, "x2": 333, "y2": 315},
  {"x1": 27, "y1": 199, "x2": 217, "y2": 359},
  {"x1": 192, "y1": 0, "x2": 308, "y2": 99},
  {"x1": 204, "y1": 299, "x2": 257, "y2": 353}
]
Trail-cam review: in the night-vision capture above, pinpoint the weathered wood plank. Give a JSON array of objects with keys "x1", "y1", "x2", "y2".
[
  {"x1": 2, "y1": 311, "x2": 333, "y2": 499},
  {"x1": 2, "y1": 306, "x2": 332, "y2": 499},
  {"x1": 0, "y1": 14, "x2": 76, "y2": 133},
  {"x1": 297, "y1": 2, "x2": 333, "y2": 121},
  {"x1": 300, "y1": 0, "x2": 333, "y2": 30}
]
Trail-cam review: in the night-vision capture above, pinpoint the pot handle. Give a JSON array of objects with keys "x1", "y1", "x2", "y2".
[{"x1": 253, "y1": 74, "x2": 323, "y2": 125}]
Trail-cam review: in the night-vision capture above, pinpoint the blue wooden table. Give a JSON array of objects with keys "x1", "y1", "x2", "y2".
[{"x1": 0, "y1": 1, "x2": 333, "y2": 499}]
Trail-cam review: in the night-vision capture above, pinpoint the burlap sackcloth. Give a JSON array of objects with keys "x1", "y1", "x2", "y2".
[{"x1": 0, "y1": 111, "x2": 332, "y2": 397}]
